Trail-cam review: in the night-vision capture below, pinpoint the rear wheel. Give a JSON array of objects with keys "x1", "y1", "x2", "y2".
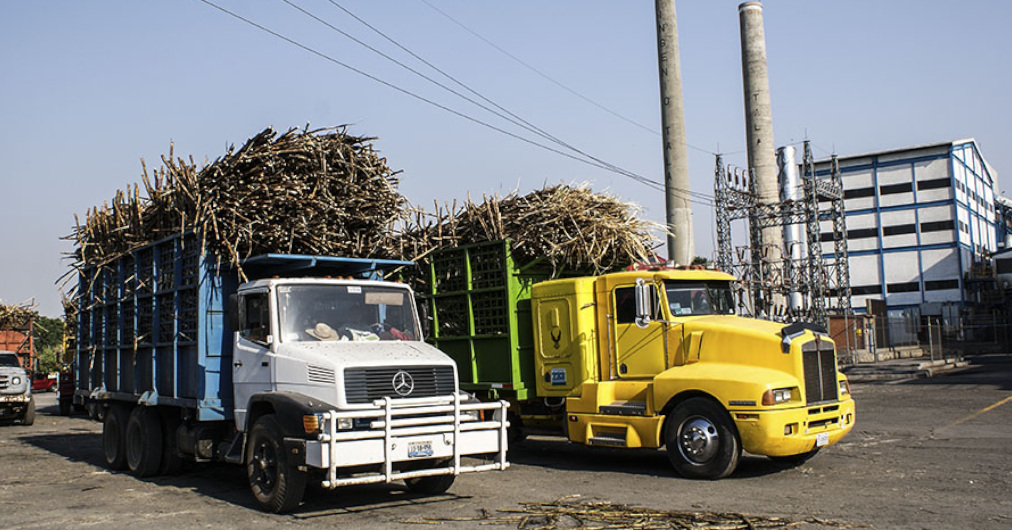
[
  {"x1": 126, "y1": 406, "x2": 163, "y2": 477},
  {"x1": 664, "y1": 397, "x2": 741, "y2": 480},
  {"x1": 246, "y1": 414, "x2": 307, "y2": 513},
  {"x1": 103, "y1": 404, "x2": 130, "y2": 470},
  {"x1": 159, "y1": 411, "x2": 184, "y2": 475}
]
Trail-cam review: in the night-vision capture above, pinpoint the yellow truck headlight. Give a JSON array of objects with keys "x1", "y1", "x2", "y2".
[
  {"x1": 761, "y1": 388, "x2": 794, "y2": 406},
  {"x1": 839, "y1": 380, "x2": 850, "y2": 396}
]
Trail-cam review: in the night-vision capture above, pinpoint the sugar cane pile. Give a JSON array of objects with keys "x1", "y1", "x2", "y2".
[
  {"x1": 0, "y1": 302, "x2": 37, "y2": 331},
  {"x1": 396, "y1": 183, "x2": 660, "y2": 274},
  {"x1": 402, "y1": 497, "x2": 862, "y2": 529},
  {"x1": 66, "y1": 125, "x2": 404, "y2": 281}
]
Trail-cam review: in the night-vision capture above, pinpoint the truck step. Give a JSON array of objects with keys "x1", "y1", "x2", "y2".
[
  {"x1": 599, "y1": 401, "x2": 647, "y2": 416},
  {"x1": 588, "y1": 433, "x2": 627, "y2": 447}
]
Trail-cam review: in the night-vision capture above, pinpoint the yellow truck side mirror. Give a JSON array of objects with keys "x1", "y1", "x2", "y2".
[{"x1": 634, "y1": 278, "x2": 652, "y2": 329}]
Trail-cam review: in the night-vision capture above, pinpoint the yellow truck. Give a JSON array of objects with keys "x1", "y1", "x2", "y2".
[{"x1": 427, "y1": 240, "x2": 854, "y2": 479}]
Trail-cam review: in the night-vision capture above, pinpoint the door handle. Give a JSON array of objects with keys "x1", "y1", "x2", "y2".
[{"x1": 234, "y1": 361, "x2": 243, "y2": 367}]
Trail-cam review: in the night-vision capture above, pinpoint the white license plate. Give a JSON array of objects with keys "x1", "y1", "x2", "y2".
[
  {"x1": 815, "y1": 432, "x2": 829, "y2": 447},
  {"x1": 408, "y1": 441, "x2": 434, "y2": 458}
]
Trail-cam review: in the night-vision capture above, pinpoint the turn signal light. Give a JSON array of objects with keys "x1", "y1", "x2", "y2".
[{"x1": 303, "y1": 414, "x2": 320, "y2": 434}]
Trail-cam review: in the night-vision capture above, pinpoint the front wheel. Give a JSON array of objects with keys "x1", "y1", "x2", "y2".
[
  {"x1": 664, "y1": 397, "x2": 741, "y2": 480},
  {"x1": 20, "y1": 397, "x2": 35, "y2": 426},
  {"x1": 246, "y1": 414, "x2": 307, "y2": 513}
]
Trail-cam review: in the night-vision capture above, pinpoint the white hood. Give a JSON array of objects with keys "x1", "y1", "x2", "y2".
[{"x1": 276, "y1": 340, "x2": 455, "y2": 371}]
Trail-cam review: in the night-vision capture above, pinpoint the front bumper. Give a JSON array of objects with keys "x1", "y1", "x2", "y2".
[
  {"x1": 304, "y1": 395, "x2": 510, "y2": 488},
  {"x1": 732, "y1": 397, "x2": 855, "y2": 457},
  {"x1": 0, "y1": 394, "x2": 31, "y2": 419}
]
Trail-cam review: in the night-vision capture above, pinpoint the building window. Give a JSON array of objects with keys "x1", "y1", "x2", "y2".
[
  {"x1": 848, "y1": 228, "x2": 879, "y2": 239},
  {"x1": 845, "y1": 187, "x2": 876, "y2": 199},
  {"x1": 851, "y1": 285, "x2": 883, "y2": 295},
  {"x1": 917, "y1": 178, "x2": 951, "y2": 191},
  {"x1": 924, "y1": 279, "x2": 959, "y2": 291},
  {"x1": 883, "y1": 224, "x2": 917, "y2": 236},
  {"x1": 887, "y1": 282, "x2": 920, "y2": 293},
  {"x1": 880, "y1": 182, "x2": 913, "y2": 195},
  {"x1": 920, "y1": 220, "x2": 954, "y2": 233}
]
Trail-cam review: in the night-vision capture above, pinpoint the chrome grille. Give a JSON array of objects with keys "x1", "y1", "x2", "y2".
[
  {"x1": 344, "y1": 366, "x2": 455, "y2": 404},
  {"x1": 802, "y1": 339, "x2": 839, "y2": 404}
]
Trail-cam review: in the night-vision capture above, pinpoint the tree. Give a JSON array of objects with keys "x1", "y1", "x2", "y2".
[
  {"x1": 691, "y1": 256, "x2": 710, "y2": 267},
  {"x1": 33, "y1": 315, "x2": 64, "y2": 374}
]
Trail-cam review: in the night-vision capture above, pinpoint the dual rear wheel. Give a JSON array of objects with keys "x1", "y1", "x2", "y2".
[{"x1": 102, "y1": 404, "x2": 180, "y2": 477}]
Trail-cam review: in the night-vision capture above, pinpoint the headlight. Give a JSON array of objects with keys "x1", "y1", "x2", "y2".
[
  {"x1": 761, "y1": 387, "x2": 794, "y2": 406},
  {"x1": 336, "y1": 417, "x2": 354, "y2": 430},
  {"x1": 11, "y1": 376, "x2": 21, "y2": 386},
  {"x1": 839, "y1": 380, "x2": 851, "y2": 396}
]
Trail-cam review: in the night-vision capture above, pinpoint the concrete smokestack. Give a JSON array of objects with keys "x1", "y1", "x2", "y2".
[
  {"x1": 739, "y1": 1, "x2": 783, "y2": 312},
  {"x1": 655, "y1": 0, "x2": 693, "y2": 265},
  {"x1": 738, "y1": 1, "x2": 778, "y2": 206}
]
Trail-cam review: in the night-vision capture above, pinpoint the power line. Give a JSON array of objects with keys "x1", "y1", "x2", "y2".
[
  {"x1": 195, "y1": 0, "x2": 715, "y2": 205},
  {"x1": 309, "y1": 0, "x2": 713, "y2": 203},
  {"x1": 418, "y1": 0, "x2": 721, "y2": 158}
]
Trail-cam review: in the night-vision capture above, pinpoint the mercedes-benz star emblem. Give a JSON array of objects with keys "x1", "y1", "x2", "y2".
[{"x1": 392, "y1": 370, "x2": 415, "y2": 396}]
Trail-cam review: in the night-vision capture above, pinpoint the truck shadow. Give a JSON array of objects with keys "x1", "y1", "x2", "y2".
[
  {"x1": 20, "y1": 427, "x2": 475, "y2": 516},
  {"x1": 508, "y1": 436, "x2": 793, "y2": 479}
]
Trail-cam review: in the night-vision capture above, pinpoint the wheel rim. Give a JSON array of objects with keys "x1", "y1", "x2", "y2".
[
  {"x1": 251, "y1": 439, "x2": 278, "y2": 491},
  {"x1": 677, "y1": 416, "x2": 720, "y2": 465}
]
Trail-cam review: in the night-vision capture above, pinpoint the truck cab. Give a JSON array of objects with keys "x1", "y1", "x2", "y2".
[
  {"x1": 0, "y1": 351, "x2": 34, "y2": 425},
  {"x1": 534, "y1": 268, "x2": 854, "y2": 478}
]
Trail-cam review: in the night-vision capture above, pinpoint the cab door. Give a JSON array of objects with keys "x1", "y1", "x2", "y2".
[
  {"x1": 611, "y1": 284, "x2": 667, "y2": 378},
  {"x1": 233, "y1": 289, "x2": 274, "y2": 430}
]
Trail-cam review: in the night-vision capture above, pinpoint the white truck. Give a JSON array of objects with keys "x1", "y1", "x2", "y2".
[
  {"x1": 0, "y1": 350, "x2": 35, "y2": 425},
  {"x1": 74, "y1": 234, "x2": 508, "y2": 513}
]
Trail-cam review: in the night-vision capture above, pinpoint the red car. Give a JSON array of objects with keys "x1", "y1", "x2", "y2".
[{"x1": 32, "y1": 373, "x2": 57, "y2": 392}]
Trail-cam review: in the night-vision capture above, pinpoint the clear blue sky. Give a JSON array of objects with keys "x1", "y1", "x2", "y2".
[{"x1": 2, "y1": 1, "x2": 1009, "y2": 317}]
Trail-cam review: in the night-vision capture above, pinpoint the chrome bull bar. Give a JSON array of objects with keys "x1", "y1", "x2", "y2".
[{"x1": 309, "y1": 394, "x2": 510, "y2": 488}]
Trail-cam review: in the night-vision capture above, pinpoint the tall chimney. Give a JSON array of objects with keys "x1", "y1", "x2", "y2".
[
  {"x1": 739, "y1": 1, "x2": 783, "y2": 311},
  {"x1": 655, "y1": 0, "x2": 693, "y2": 265}
]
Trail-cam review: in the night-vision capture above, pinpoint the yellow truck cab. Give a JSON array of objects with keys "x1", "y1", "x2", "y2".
[{"x1": 428, "y1": 240, "x2": 855, "y2": 479}]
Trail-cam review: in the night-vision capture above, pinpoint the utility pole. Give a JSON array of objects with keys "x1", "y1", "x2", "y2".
[{"x1": 655, "y1": 0, "x2": 693, "y2": 265}]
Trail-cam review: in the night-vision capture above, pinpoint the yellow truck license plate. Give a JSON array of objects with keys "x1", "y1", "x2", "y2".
[
  {"x1": 408, "y1": 441, "x2": 434, "y2": 458},
  {"x1": 815, "y1": 432, "x2": 829, "y2": 447}
]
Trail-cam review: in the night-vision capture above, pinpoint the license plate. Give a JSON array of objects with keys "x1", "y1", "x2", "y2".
[
  {"x1": 408, "y1": 441, "x2": 434, "y2": 458},
  {"x1": 816, "y1": 432, "x2": 829, "y2": 447}
]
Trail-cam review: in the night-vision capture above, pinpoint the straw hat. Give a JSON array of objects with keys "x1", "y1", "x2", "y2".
[{"x1": 306, "y1": 322, "x2": 339, "y2": 341}]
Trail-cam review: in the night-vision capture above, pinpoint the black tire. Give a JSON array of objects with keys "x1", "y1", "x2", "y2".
[
  {"x1": 770, "y1": 448, "x2": 820, "y2": 466},
  {"x1": 21, "y1": 397, "x2": 36, "y2": 426},
  {"x1": 126, "y1": 406, "x2": 164, "y2": 477},
  {"x1": 405, "y1": 472, "x2": 456, "y2": 495},
  {"x1": 103, "y1": 404, "x2": 131, "y2": 471},
  {"x1": 664, "y1": 397, "x2": 741, "y2": 480},
  {"x1": 246, "y1": 414, "x2": 307, "y2": 513},
  {"x1": 159, "y1": 411, "x2": 184, "y2": 475},
  {"x1": 59, "y1": 399, "x2": 71, "y2": 416}
]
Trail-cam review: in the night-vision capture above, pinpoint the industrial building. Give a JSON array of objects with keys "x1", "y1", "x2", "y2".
[{"x1": 814, "y1": 139, "x2": 1004, "y2": 322}]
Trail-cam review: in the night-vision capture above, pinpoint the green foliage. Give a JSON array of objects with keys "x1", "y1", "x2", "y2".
[
  {"x1": 36, "y1": 344, "x2": 60, "y2": 374},
  {"x1": 33, "y1": 315, "x2": 64, "y2": 351},
  {"x1": 691, "y1": 256, "x2": 710, "y2": 267}
]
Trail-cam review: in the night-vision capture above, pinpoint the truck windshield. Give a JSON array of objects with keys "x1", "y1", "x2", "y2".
[
  {"x1": 276, "y1": 284, "x2": 420, "y2": 342},
  {"x1": 0, "y1": 354, "x2": 19, "y2": 367},
  {"x1": 664, "y1": 281, "x2": 736, "y2": 317}
]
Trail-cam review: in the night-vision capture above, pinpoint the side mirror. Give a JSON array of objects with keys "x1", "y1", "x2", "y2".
[
  {"x1": 228, "y1": 293, "x2": 240, "y2": 332},
  {"x1": 634, "y1": 278, "x2": 652, "y2": 329},
  {"x1": 416, "y1": 296, "x2": 432, "y2": 340}
]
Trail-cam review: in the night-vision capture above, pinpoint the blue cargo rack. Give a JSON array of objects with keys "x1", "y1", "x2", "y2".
[{"x1": 75, "y1": 233, "x2": 414, "y2": 422}]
